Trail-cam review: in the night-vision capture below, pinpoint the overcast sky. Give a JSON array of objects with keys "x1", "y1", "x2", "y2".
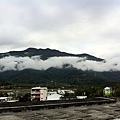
[{"x1": 0, "y1": 0, "x2": 120, "y2": 59}]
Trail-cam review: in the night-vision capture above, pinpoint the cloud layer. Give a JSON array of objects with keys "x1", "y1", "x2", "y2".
[
  {"x1": 0, "y1": 55, "x2": 120, "y2": 72},
  {"x1": 0, "y1": 0, "x2": 120, "y2": 59}
]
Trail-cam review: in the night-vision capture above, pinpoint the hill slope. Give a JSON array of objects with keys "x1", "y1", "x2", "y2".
[
  {"x1": 0, "y1": 68, "x2": 117, "y2": 86},
  {"x1": 0, "y1": 47, "x2": 118, "y2": 86}
]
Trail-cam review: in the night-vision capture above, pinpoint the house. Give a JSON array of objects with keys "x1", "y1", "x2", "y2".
[
  {"x1": 0, "y1": 97, "x2": 12, "y2": 102},
  {"x1": 57, "y1": 89, "x2": 65, "y2": 95},
  {"x1": 31, "y1": 87, "x2": 47, "y2": 101},
  {"x1": 47, "y1": 93, "x2": 63, "y2": 100}
]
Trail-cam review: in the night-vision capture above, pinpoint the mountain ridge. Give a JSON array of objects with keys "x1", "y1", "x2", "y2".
[
  {"x1": 0, "y1": 47, "x2": 118, "y2": 86},
  {"x1": 0, "y1": 47, "x2": 104, "y2": 61}
]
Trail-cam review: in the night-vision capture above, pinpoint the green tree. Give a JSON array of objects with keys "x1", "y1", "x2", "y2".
[{"x1": 19, "y1": 93, "x2": 31, "y2": 102}]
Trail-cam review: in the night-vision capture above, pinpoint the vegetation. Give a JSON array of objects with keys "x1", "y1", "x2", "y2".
[
  {"x1": 19, "y1": 93, "x2": 31, "y2": 102},
  {"x1": 0, "y1": 68, "x2": 117, "y2": 86},
  {"x1": 0, "y1": 78, "x2": 11, "y2": 87},
  {"x1": 75, "y1": 86, "x2": 104, "y2": 97},
  {"x1": 0, "y1": 48, "x2": 120, "y2": 101},
  {"x1": 0, "y1": 47, "x2": 119, "y2": 87},
  {"x1": 1, "y1": 84, "x2": 120, "y2": 101}
]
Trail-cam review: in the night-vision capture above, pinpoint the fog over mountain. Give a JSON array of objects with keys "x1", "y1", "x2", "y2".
[{"x1": 0, "y1": 48, "x2": 119, "y2": 72}]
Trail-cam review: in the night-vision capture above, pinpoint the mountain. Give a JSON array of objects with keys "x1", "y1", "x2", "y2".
[
  {"x1": 0, "y1": 47, "x2": 118, "y2": 86},
  {"x1": 0, "y1": 47, "x2": 105, "y2": 72},
  {"x1": 0, "y1": 68, "x2": 117, "y2": 86},
  {"x1": 0, "y1": 47, "x2": 103, "y2": 61}
]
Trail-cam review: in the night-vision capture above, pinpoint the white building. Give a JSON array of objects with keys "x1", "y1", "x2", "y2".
[
  {"x1": 57, "y1": 89, "x2": 74, "y2": 95},
  {"x1": 31, "y1": 87, "x2": 47, "y2": 101},
  {"x1": 47, "y1": 93, "x2": 63, "y2": 100},
  {"x1": 0, "y1": 97, "x2": 12, "y2": 102},
  {"x1": 47, "y1": 91, "x2": 57, "y2": 96}
]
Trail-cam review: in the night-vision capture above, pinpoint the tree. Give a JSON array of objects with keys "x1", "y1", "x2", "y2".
[{"x1": 19, "y1": 93, "x2": 31, "y2": 102}]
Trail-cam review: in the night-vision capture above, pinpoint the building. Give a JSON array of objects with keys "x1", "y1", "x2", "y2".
[
  {"x1": 47, "y1": 91, "x2": 57, "y2": 96},
  {"x1": 0, "y1": 97, "x2": 12, "y2": 102},
  {"x1": 47, "y1": 93, "x2": 63, "y2": 100},
  {"x1": 103, "y1": 87, "x2": 112, "y2": 97},
  {"x1": 31, "y1": 87, "x2": 47, "y2": 101},
  {"x1": 57, "y1": 89, "x2": 74, "y2": 95}
]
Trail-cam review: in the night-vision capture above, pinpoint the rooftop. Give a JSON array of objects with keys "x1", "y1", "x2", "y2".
[{"x1": 31, "y1": 87, "x2": 47, "y2": 90}]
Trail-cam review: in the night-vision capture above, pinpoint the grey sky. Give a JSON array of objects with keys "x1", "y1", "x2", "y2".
[{"x1": 0, "y1": 0, "x2": 120, "y2": 59}]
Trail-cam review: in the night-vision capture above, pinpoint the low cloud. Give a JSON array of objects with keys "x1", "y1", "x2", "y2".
[{"x1": 0, "y1": 56, "x2": 120, "y2": 72}]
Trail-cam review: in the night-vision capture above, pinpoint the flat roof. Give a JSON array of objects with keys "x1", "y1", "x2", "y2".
[
  {"x1": 32, "y1": 87, "x2": 47, "y2": 90},
  {"x1": 0, "y1": 97, "x2": 12, "y2": 100}
]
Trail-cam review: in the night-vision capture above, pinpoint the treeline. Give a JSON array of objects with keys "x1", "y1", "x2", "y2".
[
  {"x1": 75, "y1": 85, "x2": 120, "y2": 98},
  {"x1": 0, "y1": 85, "x2": 120, "y2": 102},
  {"x1": 0, "y1": 68, "x2": 117, "y2": 86},
  {"x1": 0, "y1": 79, "x2": 11, "y2": 86}
]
